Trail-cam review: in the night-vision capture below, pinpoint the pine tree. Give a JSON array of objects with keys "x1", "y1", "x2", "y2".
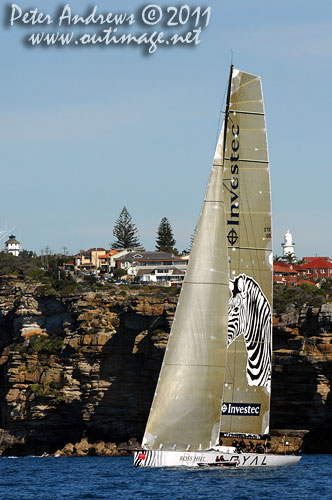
[
  {"x1": 155, "y1": 217, "x2": 176, "y2": 252},
  {"x1": 112, "y1": 206, "x2": 141, "y2": 250}
]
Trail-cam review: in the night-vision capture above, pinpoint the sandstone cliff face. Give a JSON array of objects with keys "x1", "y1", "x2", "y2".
[
  {"x1": 0, "y1": 278, "x2": 177, "y2": 455},
  {"x1": 0, "y1": 277, "x2": 331, "y2": 455},
  {"x1": 271, "y1": 304, "x2": 332, "y2": 452}
]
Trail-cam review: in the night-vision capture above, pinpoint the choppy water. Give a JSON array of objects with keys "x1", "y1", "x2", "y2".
[{"x1": 0, "y1": 455, "x2": 331, "y2": 500}]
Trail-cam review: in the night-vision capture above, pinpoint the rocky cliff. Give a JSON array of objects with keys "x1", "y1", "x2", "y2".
[
  {"x1": 271, "y1": 304, "x2": 332, "y2": 452},
  {"x1": 0, "y1": 276, "x2": 331, "y2": 455}
]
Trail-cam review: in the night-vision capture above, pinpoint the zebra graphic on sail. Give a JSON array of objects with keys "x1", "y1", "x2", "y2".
[{"x1": 227, "y1": 274, "x2": 272, "y2": 387}]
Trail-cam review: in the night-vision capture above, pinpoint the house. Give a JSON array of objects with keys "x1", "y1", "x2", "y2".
[
  {"x1": 136, "y1": 267, "x2": 186, "y2": 285},
  {"x1": 98, "y1": 249, "x2": 119, "y2": 273},
  {"x1": 99, "y1": 248, "x2": 145, "y2": 274},
  {"x1": 115, "y1": 251, "x2": 189, "y2": 283},
  {"x1": 298, "y1": 257, "x2": 332, "y2": 281},
  {"x1": 74, "y1": 248, "x2": 107, "y2": 271},
  {"x1": 273, "y1": 262, "x2": 298, "y2": 285}
]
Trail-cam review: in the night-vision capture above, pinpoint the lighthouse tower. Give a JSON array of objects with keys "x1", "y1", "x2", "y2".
[
  {"x1": 281, "y1": 229, "x2": 295, "y2": 257},
  {"x1": 4, "y1": 235, "x2": 21, "y2": 256}
]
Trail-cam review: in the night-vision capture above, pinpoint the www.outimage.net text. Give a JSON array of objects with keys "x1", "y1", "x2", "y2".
[{"x1": 7, "y1": 3, "x2": 212, "y2": 54}]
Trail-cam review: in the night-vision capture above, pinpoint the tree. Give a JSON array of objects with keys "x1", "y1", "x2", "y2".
[
  {"x1": 113, "y1": 267, "x2": 127, "y2": 279},
  {"x1": 112, "y1": 206, "x2": 141, "y2": 250},
  {"x1": 283, "y1": 252, "x2": 298, "y2": 264},
  {"x1": 155, "y1": 217, "x2": 176, "y2": 252}
]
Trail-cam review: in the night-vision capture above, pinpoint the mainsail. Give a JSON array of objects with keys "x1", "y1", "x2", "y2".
[
  {"x1": 220, "y1": 68, "x2": 272, "y2": 436},
  {"x1": 142, "y1": 128, "x2": 229, "y2": 451}
]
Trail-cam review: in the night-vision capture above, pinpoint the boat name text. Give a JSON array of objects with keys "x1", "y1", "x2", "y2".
[
  {"x1": 227, "y1": 124, "x2": 240, "y2": 246},
  {"x1": 231, "y1": 454, "x2": 267, "y2": 466}
]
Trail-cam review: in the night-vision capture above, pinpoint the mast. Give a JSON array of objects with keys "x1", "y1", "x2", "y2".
[{"x1": 222, "y1": 64, "x2": 233, "y2": 162}]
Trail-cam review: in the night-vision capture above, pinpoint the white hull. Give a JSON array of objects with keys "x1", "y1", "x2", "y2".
[{"x1": 134, "y1": 450, "x2": 301, "y2": 468}]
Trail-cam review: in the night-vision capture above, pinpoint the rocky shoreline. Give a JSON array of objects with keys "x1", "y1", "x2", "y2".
[{"x1": 0, "y1": 276, "x2": 331, "y2": 455}]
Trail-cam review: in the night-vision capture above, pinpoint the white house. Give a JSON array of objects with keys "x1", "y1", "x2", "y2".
[
  {"x1": 115, "y1": 251, "x2": 189, "y2": 284},
  {"x1": 4, "y1": 235, "x2": 21, "y2": 256}
]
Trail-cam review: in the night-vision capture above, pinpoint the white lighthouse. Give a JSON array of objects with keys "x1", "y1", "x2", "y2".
[
  {"x1": 281, "y1": 229, "x2": 295, "y2": 257},
  {"x1": 5, "y1": 235, "x2": 21, "y2": 256}
]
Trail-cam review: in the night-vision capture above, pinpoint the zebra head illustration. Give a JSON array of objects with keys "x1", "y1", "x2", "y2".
[{"x1": 227, "y1": 273, "x2": 272, "y2": 387}]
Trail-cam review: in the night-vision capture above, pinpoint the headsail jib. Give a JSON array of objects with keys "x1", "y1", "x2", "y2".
[{"x1": 142, "y1": 103, "x2": 230, "y2": 453}]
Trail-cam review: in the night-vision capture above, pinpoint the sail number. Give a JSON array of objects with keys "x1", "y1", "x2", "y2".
[{"x1": 264, "y1": 226, "x2": 271, "y2": 239}]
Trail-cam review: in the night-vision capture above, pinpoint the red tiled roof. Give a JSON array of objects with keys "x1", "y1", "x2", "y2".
[
  {"x1": 273, "y1": 261, "x2": 291, "y2": 267},
  {"x1": 273, "y1": 263, "x2": 297, "y2": 274},
  {"x1": 303, "y1": 257, "x2": 330, "y2": 263},
  {"x1": 299, "y1": 258, "x2": 332, "y2": 270},
  {"x1": 273, "y1": 261, "x2": 298, "y2": 270},
  {"x1": 99, "y1": 250, "x2": 118, "y2": 258}
]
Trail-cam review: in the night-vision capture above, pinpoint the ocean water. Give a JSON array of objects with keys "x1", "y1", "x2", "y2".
[{"x1": 0, "y1": 455, "x2": 331, "y2": 500}]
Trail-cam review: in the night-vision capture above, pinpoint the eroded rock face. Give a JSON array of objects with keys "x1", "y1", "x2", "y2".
[
  {"x1": 0, "y1": 278, "x2": 176, "y2": 455},
  {"x1": 0, "y1": 276, "x2": 332, "y2": 455},
  {"x1": 271, "y1": 307, "x2": 332, "y2": 451}
]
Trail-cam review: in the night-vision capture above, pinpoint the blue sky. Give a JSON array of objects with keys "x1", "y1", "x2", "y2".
[{"x1": 1, "y1": 0, "x2": 331, "y2": 257}]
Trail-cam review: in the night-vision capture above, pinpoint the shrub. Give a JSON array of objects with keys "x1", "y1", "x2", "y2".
[
  {"x1": 151, "y1": 329, "x2": 168, "y2": 340},
  {"x1": 28, "y1": 335, "x2": 63, "y2": 353},
  {"x1": 13, "y1": 335, "x2": 64, "y2": 355},
  {"x1": 30, "y1": 380, "x2": 62, "y2": 397},
  {"x1": 273, "y1": 283, "x2": 325, "y2": 314},
  {"x1": 0, "y1": 252, "x2": 42, "y2": 277}
]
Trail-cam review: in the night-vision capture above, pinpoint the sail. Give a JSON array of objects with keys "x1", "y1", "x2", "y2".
[
  {"x1": 142, "y1": 128, "x2": 229, "y2": 452},
  {"x1": 220, "y1": 68, "x2": 272, "y2": 436}
]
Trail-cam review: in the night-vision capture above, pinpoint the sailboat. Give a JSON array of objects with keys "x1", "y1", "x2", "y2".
[{"x1": 134, "y1": 66, "x2": 301, "y2": 468}]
